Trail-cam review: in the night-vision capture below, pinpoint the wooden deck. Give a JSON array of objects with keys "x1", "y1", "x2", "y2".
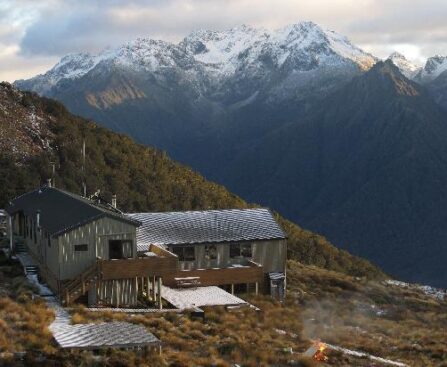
[{"x1": 164, "y1": 261, "x2": 264, "y2": 288}]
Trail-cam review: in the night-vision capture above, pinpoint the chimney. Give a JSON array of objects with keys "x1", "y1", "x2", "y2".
[
  {"x1": 47, "y1": 178, "x2": 52, "y2": 188},
  {"x1": 111, "y1": 194, "x2": 117, "y2": 209}
]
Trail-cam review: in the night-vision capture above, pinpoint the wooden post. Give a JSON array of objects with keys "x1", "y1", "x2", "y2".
[
  {"x1": 146, "y1": 277, "x2": 151, "y2": 301},
  {"x1": 8, "y1": 215, "x2": 13, "y2": 255},
  {"x1": 152, "y1": 276, "x2": 156, "y2": 301},
  {"x1": 231, "y1": 284, "x2": 235, "y2": 295},
  {"x1": 255, "y1": 282, "x2": 259, "y2": 295},
  {"x1": 157, "y1": 277, "x2": 162, "y2": 310},
  {"x1": 116, "y1": 281, "x2": 120, "y2": 308}
]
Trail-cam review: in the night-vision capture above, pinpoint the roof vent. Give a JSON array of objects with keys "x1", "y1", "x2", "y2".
[{"x1": 111, "y1": 194, "x2": 117, "y2": 209}]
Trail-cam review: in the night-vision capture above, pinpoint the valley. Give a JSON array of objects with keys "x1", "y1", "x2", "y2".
[{"x1": 14, "y1": 22, "x2": 447, "y2": 288}]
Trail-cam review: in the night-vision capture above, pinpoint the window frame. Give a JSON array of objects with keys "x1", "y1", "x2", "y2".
[
  {"x1": 74, "y1": 244, "x2": 88, "y2": 252},
  {"x1": 204, "y1": 244, "x2": 218, "y2": 261},
  {"x1": 229, "y1": 243, "x2": 252, "y2": 259},
  {"x1": 172, "y1": 246, "x2": 196, "y2": 261}
]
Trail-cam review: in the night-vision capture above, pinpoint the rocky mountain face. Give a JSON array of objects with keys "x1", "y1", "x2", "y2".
[
  {"x1": 0, "y1": 82, "x2": 54, "y2": 160},
  {"x1": 415, "y1": 55, "x2": 447, "y2": 83},
  {"x1": 14, "y1": 22, "x2": 447, "y2": 287},
  {"x1": 221, "y1": 61, "x2": 447, "y2": 287},
  {"x1": 387, "y1": 54, "x2": 447, "y2": 111},
  {"x1": 417, "y1": 56, "x2": 447, "y2": 111},
  {"x1": 387, "y1": 52, "x2": 421, "y2": 79},
  {"x1": 15, "y1": 22, "x2": 377, "y2": 165}
]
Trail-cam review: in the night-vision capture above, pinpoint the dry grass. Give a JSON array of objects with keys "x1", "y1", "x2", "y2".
[
  {"x1": 287, "y1": 260, "x2": 447, "y2": 366},
  {"x1": 1, "y1": 251, "x2": 446, "y2": 366},
  {"x1": 0, "y1": 253, "x2": 57, "y2": 364},
  {"x1": 71, "y1": 297, "x2": 307, "y2": 366}
]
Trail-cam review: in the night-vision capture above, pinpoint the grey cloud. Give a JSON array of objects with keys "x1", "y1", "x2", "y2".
[{"x1": 0, "y1": 0, "x2": 445, "y2": 81}]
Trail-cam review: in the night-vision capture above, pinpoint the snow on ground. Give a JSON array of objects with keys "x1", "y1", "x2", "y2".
[
  {"x1": 324, "y1": 342, "x2": 409, "y2": 367},
  {"x1": 385, "y1": 280, "x2": 446, "y2": 301}
]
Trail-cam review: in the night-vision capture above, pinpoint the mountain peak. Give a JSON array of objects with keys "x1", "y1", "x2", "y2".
[
  {"x1": 416, "y1": 55, "x2": 447, "y2": 83},
  {"x1": 360, "y1": 60, "x2": 421, "y2": 97},
  {"x1": 388, "y1": 51, "x2": 407, "y2": 60},
  {"x1": 387, "y1": 52, "x2": 421, "y2": 79}
]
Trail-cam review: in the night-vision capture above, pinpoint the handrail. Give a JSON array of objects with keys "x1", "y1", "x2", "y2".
[
  {"x1": 63, "y1": 261, "x2": 99, "y2": 293},
  {"x1": 149, "y1": 244, "x2": 178, "y2": 258}
]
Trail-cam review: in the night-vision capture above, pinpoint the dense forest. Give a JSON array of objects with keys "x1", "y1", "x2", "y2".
[{"x1": 0, "y1": 82, "x2": 383, "y2": 278}]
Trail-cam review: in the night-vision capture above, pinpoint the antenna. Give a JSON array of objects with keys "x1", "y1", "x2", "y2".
[
  {"x1": 49, "y1": 161, "x2": 57, "y2": 188},
  {"x1": 82, "y1": 139, "x2": 86, "y2": 197}
]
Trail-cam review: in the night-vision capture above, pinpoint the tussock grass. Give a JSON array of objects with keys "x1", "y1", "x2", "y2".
[{"x1": 1, "y1": 251, "x2": 445, "y2": 366}]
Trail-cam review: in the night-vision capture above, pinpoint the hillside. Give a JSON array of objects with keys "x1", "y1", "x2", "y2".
[
  {"x1": 224, "y1": 61, "x2": 447, "y2": 287},
  {"x1": 0, "y1": 82, "x2": 382, "y2": 278},
  {"x1": 0, "y1": 249, "x2": 445, "y2": 366}
]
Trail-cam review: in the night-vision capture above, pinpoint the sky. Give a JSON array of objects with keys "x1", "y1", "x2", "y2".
[{"x1": 1, "y1": 0, "x2": 446, "y2": 82}]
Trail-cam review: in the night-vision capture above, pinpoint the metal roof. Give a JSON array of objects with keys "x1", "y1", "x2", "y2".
[
  {"x1": 129, "y1": 208, "x2": 286, "y2": 248},
  {"x1": 6, "y1": 186, "x2": 140, "y2": 236},
  {"x1": 51, "y1": 322, "x2": 160, "y2": 349}
]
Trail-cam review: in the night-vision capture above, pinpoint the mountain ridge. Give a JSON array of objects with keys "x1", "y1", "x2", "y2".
[{"x1": 221, "y1": 61, "x2": 447, "y2": 286}]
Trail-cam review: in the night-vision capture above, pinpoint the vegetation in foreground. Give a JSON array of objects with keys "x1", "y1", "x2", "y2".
[{"x1": 0, "y1": 249, "x2": 445, "y2": 366}]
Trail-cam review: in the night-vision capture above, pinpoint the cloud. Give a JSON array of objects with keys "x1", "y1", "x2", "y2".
[{"x1": 1, "y1": 0, "x2": 446, "y2": 81}]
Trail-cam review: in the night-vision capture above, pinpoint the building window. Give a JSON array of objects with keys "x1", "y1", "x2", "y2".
[
  {"x1": 230, "y1": 243, "x2": 252, "y2": 259},
  {"x1": 108, "y1": 239, "x2": 133, "y2": 259},
  {"x1": 204, "y1": 244, "x2": 218, "y2": 260},
  {"x1": 172, "y1": 246, "x2": 195, "y2": 261},
  {"x1": 74, "y1": 244, "x2": 88, "y2": 252}
]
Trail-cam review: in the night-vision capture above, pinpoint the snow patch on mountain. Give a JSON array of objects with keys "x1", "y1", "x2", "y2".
[
  {"x1": 16, "y1": 21, "x2": 377, "y2": 94},
  {"x1": 417, "y1": 55, "x2": 447, "y2": 82},
  {"x1": 387, "y1": 52, "x2": 421, "y2": 79}
]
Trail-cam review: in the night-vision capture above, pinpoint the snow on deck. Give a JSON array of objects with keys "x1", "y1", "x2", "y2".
[{"x1": 161, "y1": 285, "x2": 247, "y2": 309}]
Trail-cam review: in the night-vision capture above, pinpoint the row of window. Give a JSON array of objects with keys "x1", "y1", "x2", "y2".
[{"x1": 171, "y1": 243, "x2": 253, "y2": 262}]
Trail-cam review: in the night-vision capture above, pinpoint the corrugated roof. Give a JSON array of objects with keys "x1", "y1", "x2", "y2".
[
  {"x1": 129, "y1": 208, "x2": 286, "y2": 248},
  {"x1": 6, "y1": 186, "x2": 140, "y2": 236},
  {"x1": 51, "y1": 322, "x2": 160, "y2": 349}
]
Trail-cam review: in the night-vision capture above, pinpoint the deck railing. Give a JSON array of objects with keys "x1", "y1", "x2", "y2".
[{"x1": 163, "y1": 260, "x2": 264, "y2": 287}]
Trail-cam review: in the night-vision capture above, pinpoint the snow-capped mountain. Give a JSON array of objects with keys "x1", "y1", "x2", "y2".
[
  {"x1": 16, "y1": 21, "x2": 377, "y2": 99},
  {"x1": 416, "y1": 55, "x2": 447, "y2": 83},
  {"x1": 387, "y1": 52, "x2": 421, "y2": 79}
]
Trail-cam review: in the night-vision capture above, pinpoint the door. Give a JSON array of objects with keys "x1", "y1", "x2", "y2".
[{"x1": 109, "y1": 240, "x2": 124, "y2": 260}]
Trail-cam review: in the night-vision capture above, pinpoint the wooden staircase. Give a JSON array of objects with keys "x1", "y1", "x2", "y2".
[{"x1": 62, "y1": 262, "x2": 101, "y2": 305}]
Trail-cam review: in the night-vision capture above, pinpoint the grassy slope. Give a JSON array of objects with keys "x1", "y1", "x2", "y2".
[
  {"x1": 1, "y1": 250, "x2": 445, "y2": 366},
  {"x1": 0, "y1": 82, "x2": 383, "y2": 279}
]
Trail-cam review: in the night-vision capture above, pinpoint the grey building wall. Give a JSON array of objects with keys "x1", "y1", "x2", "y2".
[
  {"x1": 57, "y1": 216, "x2": 137, "y2": 280},
  {"x1": 168, "y1": 239, "x2": 287, "y2": 274}
]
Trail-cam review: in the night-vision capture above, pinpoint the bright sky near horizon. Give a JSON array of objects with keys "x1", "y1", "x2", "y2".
[{"x1": 1, "y1": 0, "x2": 446, "y2": 82}]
